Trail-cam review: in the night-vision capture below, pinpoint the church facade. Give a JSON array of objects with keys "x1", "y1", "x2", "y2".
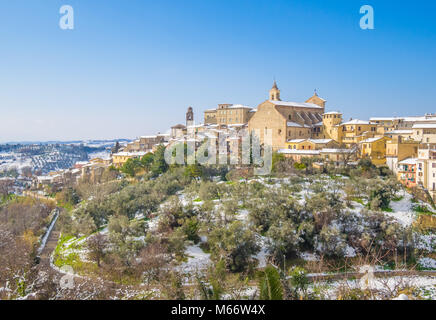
[{"x1": 248, "y1": 82, "x2": 327, "y2": 151}]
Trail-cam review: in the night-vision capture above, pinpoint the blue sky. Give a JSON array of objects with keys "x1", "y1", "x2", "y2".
[{"x1": 0, "y1": 0, "x2": 435, "y2": 142}]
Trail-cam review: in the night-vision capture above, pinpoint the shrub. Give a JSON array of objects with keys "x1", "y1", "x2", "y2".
[{"x1": 208, "y1": 221, "x2": 259, "y2": 272}]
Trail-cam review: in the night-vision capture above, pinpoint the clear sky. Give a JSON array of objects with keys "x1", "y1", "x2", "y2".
[{"x1": 0, "y1": 0, "x2": 435, "y2": 142}]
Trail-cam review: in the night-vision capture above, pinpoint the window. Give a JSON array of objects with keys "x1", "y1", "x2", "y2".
[{"x1": 278, "y1": 129, "x2": 282, "y2": 135}]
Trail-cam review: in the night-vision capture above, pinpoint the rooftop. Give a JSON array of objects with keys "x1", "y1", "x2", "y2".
[
  {"x1": 277, "y1": 149, "x2": 320, "y2": 155},
  {"x1": 398, "y1": 158, "x2": 418, "y2": 165},
  {"x1": 412, "y1": 123, "x2": 436, "y2": 129},
  {"x1": 320, "y1": 148, "x2": 354, "y2": 153},
  {"x1": 388, "y1": 130, "x2": 413, "y2": 134},
  {"x1": 287, "y1": 121, "x2": 311, "y2": 128},
  {"x1": 269, "y1": 100, "x2": 324, "y2": 109},
  {"x1": 360, "y1": 137, "x2": 384, "y2": 144},
  {"x1": 341, "y1": 119, "x2": 371, "y2": 125}
]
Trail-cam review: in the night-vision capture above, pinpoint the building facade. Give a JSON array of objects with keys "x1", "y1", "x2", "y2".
[{"x1": 248, "y1": 82, "x2": 325, "y2": 151}]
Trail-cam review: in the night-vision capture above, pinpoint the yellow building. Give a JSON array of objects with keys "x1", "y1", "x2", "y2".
[
  {"x1": 339, "y1": 119, "x2": 378, "y2": 146},
  {"x1": 286, "y1": 138, "x2": 339, "y2": 150},
  {"x1": 204, "y1": 104, "x2": 255, "y2": 126},
  {"x1": 312, "y1": 111, "x2": 343, "y2": 141},
  {"x1": 359, "y1": 136, "x2": 389, "y2": 165},
  {"x1": 416, "y1": 147, "x2": 436, "y2": 202},
  {"x1": 112, "y1": 151, "x2": 147, "y2": 168},
  {"x1": 385, "y1": 129, "x2": 414, "y2": 141},
  {"x1": 369, "y1": 117, "x2": 402, "y2": 135},
  {"x1": 412, "y1": 123, "x2": 436, "y2": 144},
  {"x1": 385, "y1": 136, "x2": 419, "y2": 174}
]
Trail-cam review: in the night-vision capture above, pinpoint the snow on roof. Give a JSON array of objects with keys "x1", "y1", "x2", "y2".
[
  {"x1": 227, "y1": 123, "x2": 246, "y2": 127},
  {"x1": 287, "y1": 122, "x2": 310, "y2": 128},
  {"x1": 249, "y1": 109, "x2": 257, "y2": 112},
  {"x1": 320, "y1": 148, "x2": 354, "y2": 153},
  {"x1": 113, "y1": 151, "x2": 147, "y2": 157},
  {"x1": 388, "y1": 130, "x2": 413, "y2": 134},
  {"x1": 360, "y1": 137, "x2": 384, "y2": 143},
  {"x1": 287, "y1": 139, "x2": 306, "y2": 143},
  {"x1": 37, "y1": 176, "x2": 53, "y2": 181},
  {"x1": 412, "y1": 123, "x2": 436, "y2": 129},
  {"x1": 287, "y1": 138, "x2": 332, "y2": 144},
  {"x1": 277, "y1": 149, "x2": 320, "y2": 155},
  {"x1": 269, "y1": 100, "x2": 324, "y2": 109},
  {"x1": 399, "y1": 158, "x2": 418, "y2": 165},
  {"x1": 324, "y1": 111, "x2": 341, "y2": 115},
  {"x1": 341, "y1": 119, "x2": 371, "y2": 125},
  {"x1": 402, "y1": 116, "x2": 436, "y2": 122},
  {"x1": 227, "y1": 104, "x2": 252, "y2": 109},
  {"x1": 140, "y1": 135, "x2": 157, "y2": 139},
  {"x1": 370, "y1": 117, "x2": 399, "y2": 121},
  {"x1": 308, "y1": 139, "x2": 333, "y2": 144}
]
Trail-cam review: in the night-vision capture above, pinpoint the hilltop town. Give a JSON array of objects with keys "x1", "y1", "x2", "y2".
[
  {"x1": 1, "y1": 83, "x2": 436, "y2": 301},
  {"x1": 25, "y1": 82, "x2": 436, "y2": 205}
]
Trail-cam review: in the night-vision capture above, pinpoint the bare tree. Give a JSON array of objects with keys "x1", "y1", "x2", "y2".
[
  {"x1": 87, "y1": 233, "x2": 108, "y2": 267},
  {"x1": 0, "y1": 179, "x2": 14, "y2": 197}
]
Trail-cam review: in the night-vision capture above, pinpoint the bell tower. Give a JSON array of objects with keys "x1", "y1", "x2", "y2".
[
  {"x1": 269, "y1": 81, "x2": 281, "y2": 101},
  {"x1": 186, "y1": 106, "x2": 194, "y2": 127}
]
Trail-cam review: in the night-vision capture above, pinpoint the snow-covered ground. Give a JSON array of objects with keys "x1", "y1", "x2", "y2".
[
  {"x1": 386, "y1": 191, "x2": 416, "y2": 227},
  {"x1": 177, "y1": 243, "x2": 212, "y2": 274},
  {"x1": 418, "y1": 257, "x2": 436, "y2": 270},
  {"x1": 318, "y1": 275, "x2": 436, "y2": 300}
]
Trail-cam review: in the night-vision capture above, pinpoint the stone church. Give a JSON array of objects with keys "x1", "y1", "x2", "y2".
[{"x1": 248, "y1": 82, "x2": 327, "y2": 150}]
